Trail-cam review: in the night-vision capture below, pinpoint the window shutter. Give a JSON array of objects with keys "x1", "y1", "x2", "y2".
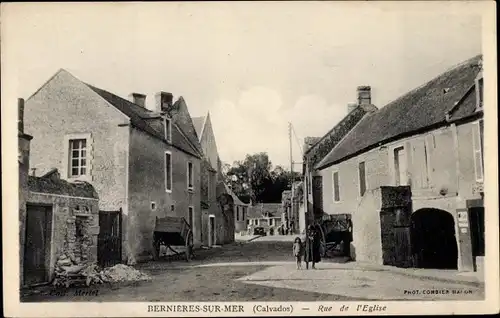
[{"x1": 333, "y1": 171, "x2": 340, "y2": 202}]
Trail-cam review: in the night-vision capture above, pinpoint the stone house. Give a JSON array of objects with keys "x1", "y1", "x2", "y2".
[
  {"x1": 282, "y1": 181, "x2": 305, "y2": 234},
  {"x1": 315, "y1": 55, "x2": 484, "y2": 272},
  {"x1": 193, "y1": 113, "x2": 235, "y2": 245},
  {"x1": 246, "y1": 203, "x2": 283, "y2": 235},
  {"x1": 302, "y1": 87, "x2": 377, "y2": 232},
  {"x1": 23, "y1": 69, "x2": 203, "y2": 265},
  {"x1": 19, "y1": 99, "x2": 99, "y2": 287}
]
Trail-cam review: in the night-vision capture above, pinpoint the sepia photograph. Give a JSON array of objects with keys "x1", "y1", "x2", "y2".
[{"x1": 1, "y1": 1, "x2": 498, "y2": 316}]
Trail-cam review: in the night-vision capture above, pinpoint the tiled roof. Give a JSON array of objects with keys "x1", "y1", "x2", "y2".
[
  {"x1": 85, "y1": 84, "x2": 201, "y2": 158},
  {"x1": 192, "y1": 116, "x2": 205, "y2": 140},
  {"x1": 223, "y1": 183, "x2": 248, "y2": 206},
  {"x1": 304, "y1": 104, "x2": 376, "y2": 167},
  {"x1": 247, "y1": 203, "x2": 283, "y2": 219},
  {"x1": 316, "y1": 55, "x2": 482, "y2": 170},
  {"x1": 169, "y1": 97, "x2": 204, "y2": 156},
  {"x1": 304, "y1": 137, "x2": 321, "y2": 148}
]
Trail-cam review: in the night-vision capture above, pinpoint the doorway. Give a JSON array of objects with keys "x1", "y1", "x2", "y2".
[
  {"x1": 411, "y1": 208, "x2": 458, "y2": 269},
  {"x1": 98, "y1": 209, "x2": 122, "y2": 267},
  {"x1": 209, "y1": 215, "x2": 216, "y2": 246},
  {"x1": 24, "y1": 204, "x2": 53, "y2": 286}
]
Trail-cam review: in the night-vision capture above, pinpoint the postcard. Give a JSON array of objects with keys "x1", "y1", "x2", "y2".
[{"x1": 2, "y1": 1, "x2": 498, "y2": 316}]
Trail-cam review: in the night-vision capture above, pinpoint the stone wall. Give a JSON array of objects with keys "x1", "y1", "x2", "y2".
[{"x1": 24, "y1": 192, "x2": 99, "y2": 284}]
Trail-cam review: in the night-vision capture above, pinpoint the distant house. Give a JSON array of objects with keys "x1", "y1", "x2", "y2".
[
  {"x1": 193, "y1": 113, "x2": 235, "y2": 245},
  {"x1": 316, "y1": 55, "x2": 484, "y2": 272},
  {"x1": 24, "y1": 69, "x2": 203, "y2": 265},
  {"x1": 222, "y1": 184, "x2": 250, "y2": 234},
  {"x1": 246, "y1": 203, "x2": 284, "y2": 235},
  {"x1": 302, "y1": 87, "x2": 377, "y2": 232},
  {"x1": 18, "y1": 99, "x2": 99, "y2": 287}
]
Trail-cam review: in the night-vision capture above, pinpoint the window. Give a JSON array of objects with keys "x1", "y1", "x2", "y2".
[
  {"x1": 165, "y1": 118, "x2": 172, "y2": 142},
  {"x1": 242, "y1": 207, "x2": 246, "y2": 221},
  {"x1": 393, "y1": 146, "x2": 407, "y2": 186},
  {"x1": 69, "y1": 139, "x2": 88, "y2": 177},
  {"x1": 358, "y1": 161, "x2": 366, "y2": 196},
  {"x1": 269, "y1": 218, "x2": 274, "y2": 226},
  {"x1": 165, "y1": 151, "x2": 172, "y2": 192},
  {"x1": 151, "y1": 202, "x2": 156, "y2": 211},
  {"x1": 473, "y1": 121, "x2": 484, "y2": 181},
  {"x1": 236, "y1": 207, "x2": 240, "y2": 221},
  {"x1": 188, "y1": 206, "x2": 194, "y2": 228},
  {"x1": 332, "y1": 171, "x2": 340, "y2": 202},
  {"x1": 254, "y1": 219, "x2": 259, "y2": 226},
  {"x1": 187, "y1": 162, "x2": 194, "y2": 190},
  {"x1": 412, "y1": 140, "x2": 431, "y2": 188}
]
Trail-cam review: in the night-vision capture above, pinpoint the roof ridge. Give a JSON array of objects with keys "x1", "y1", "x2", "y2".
[
  {"x1": 304, "y1": 105, "x2": 373, "y2": 155},
  {"x1": 84, "y1": 82, "x2": 155, "y2": 114},
  {"x1": 315, "y1": 54, "x2": 481, "y2": 169},
  {"x1": 379, "y1": 55, "x2": 482, "y2": 112}
]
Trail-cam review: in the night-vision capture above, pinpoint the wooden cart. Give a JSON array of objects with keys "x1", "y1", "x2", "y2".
[
  {"x1": 152, "y1": 216, "x2": 194, "y2": 261},
  {"x1": 317, "y1": 214, "x2": 353, "y2": 258}
]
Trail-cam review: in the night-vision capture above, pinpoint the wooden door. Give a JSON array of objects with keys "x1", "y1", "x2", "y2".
[
  {"x1": 209, "y1": 217, "x2": 215, "y2": 246},
  {"x1": 393, "y1": 227, "x2": 412, "y2": 268},
  {"x1": 98, "y1": 209, "x2": 122, "y2": 267},
  {"x1": 24, "y1": 205, "x2": 52, "y2": 286}
]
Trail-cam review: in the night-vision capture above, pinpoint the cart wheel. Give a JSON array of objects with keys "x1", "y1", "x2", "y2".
[
  {"x1": 318, "y1": 225, "x2": 328, "y2": 257},
  {"x1": 152, "y1": 239, "x2": 160, "y2": 261},
  {"x1": 185, "y1": 231, "x2": 194, "y2": 262},
  {"x1": 320, "y1": 241, "x2": 327, "y2": 258}
]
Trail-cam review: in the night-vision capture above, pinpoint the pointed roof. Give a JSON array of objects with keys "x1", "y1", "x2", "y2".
[
  {"x1": 84, "y1": 84, "x2": 202, "y2": 158},
  {"x1": 192, "y1": 116, "x2": 205, "y2": 139},
  {"x1": 28, "y1": 69, "x2": 202, "y2": 158},
  {"x1": 316, "y1": 55, "x2": 482, "y2": 170},
  {"x1": 223, "y1": 183, "x2": 248, "y2": 206},
  {"x1": 169, "y1": 97, "x2": 204, "y2": 155}
]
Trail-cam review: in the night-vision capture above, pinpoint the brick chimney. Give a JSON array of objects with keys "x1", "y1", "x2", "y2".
[
  {"x1": 347, "y1": 102, "x2": 358, "y2": 114},
  {"x1": 357, "y1": 86, "x2": 371, "y2": 105},
  {"x1": 129, "y1": 93, "x2": 147, "y2": 108},
  {"x1": 155, "y1": 92, "x2": 174, "y2": 113},
  {"x1": 18, "y1": 98, "x2": 33, "y2": 176},
  {"x1": 18, "y1": 98, "x2": 25, "y2": 133}
]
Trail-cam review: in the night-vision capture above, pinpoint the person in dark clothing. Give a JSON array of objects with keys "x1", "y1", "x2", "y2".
[{"x1": 304, "y1": 225, "x2": 321, "y2": 269}]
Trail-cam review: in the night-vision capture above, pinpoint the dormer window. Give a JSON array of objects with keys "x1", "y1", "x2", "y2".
[{"x1": 164, "y1": 117, "x2": 172, "y2": 142}]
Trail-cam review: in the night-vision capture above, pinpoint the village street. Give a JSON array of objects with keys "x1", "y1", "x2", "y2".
[{"x1": 22, "y1": 237, "x2": 484, "y2": 302}]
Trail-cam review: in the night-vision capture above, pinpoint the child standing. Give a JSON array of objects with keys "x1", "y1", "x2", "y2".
[{"x1": 293, "y1": 237, "x2": 303, "y2": 269}]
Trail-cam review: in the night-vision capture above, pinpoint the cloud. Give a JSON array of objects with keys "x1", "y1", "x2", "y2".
[{"x1": 210, "y1": 87, "x2": 347, "y2": 168}]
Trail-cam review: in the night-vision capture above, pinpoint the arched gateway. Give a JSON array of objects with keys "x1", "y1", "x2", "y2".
[{"x1": 410, "y1": 208, "x2": 458, "y2": 269}]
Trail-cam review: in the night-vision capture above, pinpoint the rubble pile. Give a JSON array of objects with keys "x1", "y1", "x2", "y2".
[
  {"x1": 53, "y1": 254, "x2": 105, "y2": 287},
  {"x1": 101, "y1": 264, "x2": 152, "y2": 283},
  {"x1": 52, "y1": 255, "x2": 150, "y2": 287}
]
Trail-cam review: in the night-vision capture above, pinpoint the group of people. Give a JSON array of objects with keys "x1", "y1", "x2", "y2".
[{"x1": 292, "y1": 225, "x2": 322, "y2": 270}]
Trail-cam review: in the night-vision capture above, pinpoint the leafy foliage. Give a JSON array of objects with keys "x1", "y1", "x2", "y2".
[{"x1": 223, "y1": 152, "x2": 301, "y2": 204}]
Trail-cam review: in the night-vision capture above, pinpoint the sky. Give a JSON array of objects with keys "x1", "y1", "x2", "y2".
[{"x1": 2, "y1": 2, "x2": 485, "y2": 169}]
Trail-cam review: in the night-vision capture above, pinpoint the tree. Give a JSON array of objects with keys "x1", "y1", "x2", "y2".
[{"x1": 223, "y1": 153, "x2": 302, "y2": 204}]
